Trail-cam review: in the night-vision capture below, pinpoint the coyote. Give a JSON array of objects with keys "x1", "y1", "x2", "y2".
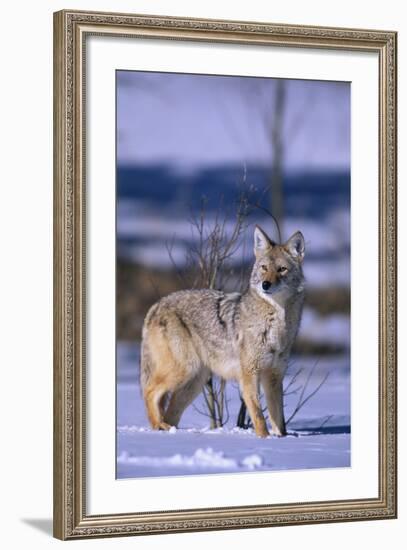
[{"x1": 140, "y1": 226, "x2": 305, "y2": 437}]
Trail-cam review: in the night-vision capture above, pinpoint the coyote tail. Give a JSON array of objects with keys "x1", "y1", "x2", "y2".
[
  {"x1": 139, "y1": 303, "x2": 159, "y2": 394},
  {"x1": 139, "y1": 340, "x2": 151, "y2": 395}
]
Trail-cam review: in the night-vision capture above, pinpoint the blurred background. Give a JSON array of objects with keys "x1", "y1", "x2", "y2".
[
  {"x1": 115, "y1": 71, "x2": 351, "y2": 474},
  {"x1": 116, "y1": 71, "x2": 350, "y2": 359}
]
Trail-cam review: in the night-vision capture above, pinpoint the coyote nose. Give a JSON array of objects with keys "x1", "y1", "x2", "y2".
[{"x1": 262, "y1": 281, "x2": 272, "y2": 291}]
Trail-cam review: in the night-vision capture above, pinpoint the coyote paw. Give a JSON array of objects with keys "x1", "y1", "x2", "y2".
[
  {"x1": 255, "y1": 427, "x2": 270, "y2": 438},
  {"x1": 157, "y1": 421, "x2": 173, "y2": 431}
]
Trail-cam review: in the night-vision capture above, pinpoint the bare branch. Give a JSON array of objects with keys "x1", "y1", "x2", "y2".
[
  {"x1": 146, "y1": 274, "x2": 162, "y2": 301},
  {"x1": 317, "y1": 414, "x2": 334, "y2": 431},
  {"x1": 286, "y1": 362, "x2": 329, "y2": 425},
  {"x1": 164, "y1": 236, "x2": 189, "y2": 287},
  {"x1": 284, "y1": 367, "x2": 304, "y2": 394},
  {"x1": 248, "y1": 201, "x2": 282, "y2": 244}
]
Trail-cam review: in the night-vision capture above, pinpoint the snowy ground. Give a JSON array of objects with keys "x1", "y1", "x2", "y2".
[{"x1": 117, "y1": 343, "x2": 350, "y2": 479}]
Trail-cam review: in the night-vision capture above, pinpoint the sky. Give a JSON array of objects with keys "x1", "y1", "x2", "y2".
[{"x1": 117, "y1": 70, "x2": 350, "y2": 172}]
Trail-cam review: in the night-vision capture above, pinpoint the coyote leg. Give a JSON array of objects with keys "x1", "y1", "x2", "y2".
[
  {"x1": 144, "y1": 383, "x2": 172, "y2": 431},
  {"x1": 261, "y1": 369, "x2": 286, "y2": 436},
  {"x1": 164, "y1": 371, "x2": 208, "y2": 427},
  {"x1": 159, "y1": 392, "x2": 169, "y2": 418},
  {"x1": 240, "y1": 370, "x2": 269, "y2": 438}
]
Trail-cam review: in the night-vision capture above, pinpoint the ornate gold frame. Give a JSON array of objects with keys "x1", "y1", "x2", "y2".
[{"x1": 53, "y1": 9, "x2": 397, "y2": 540}]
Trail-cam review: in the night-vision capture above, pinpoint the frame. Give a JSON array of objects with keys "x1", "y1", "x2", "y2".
[{"x1": 53, "y1": 9, "x2": 397, "y2": 540}]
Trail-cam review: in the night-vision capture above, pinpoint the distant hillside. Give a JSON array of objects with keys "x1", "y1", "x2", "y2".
[{"x1": 117, "y1": 164, "x2": 350, "y2": 219}]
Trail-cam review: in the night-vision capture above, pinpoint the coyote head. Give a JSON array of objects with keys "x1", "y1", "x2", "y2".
[{"x1": 251, "y1": 225, "x2": 305, "y2": 301}]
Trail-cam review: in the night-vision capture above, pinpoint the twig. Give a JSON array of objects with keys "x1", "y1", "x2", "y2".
[
  {"x1": 146, "y1": 275, "x2": 161, "y2": 301},
  {"x1": 317, "y1": 414, "x2": 334, "y2": 430},
  {"x1": 286, "y1": 362, "x2": 329, "y2": 425},
  {"x1": 164, "y1": 236, "x2": 188, "y2": 287},
  {"x1": 284, "y1": 367, "x2": 304, "y2": 394}
]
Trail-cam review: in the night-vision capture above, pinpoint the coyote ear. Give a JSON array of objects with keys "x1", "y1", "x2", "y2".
[
  {"x1": 254, "y1": 225, "x2": 274, "y2": 257},
  {"x1": 285, "y1": 231, "x2": 305, "y2": 262}
]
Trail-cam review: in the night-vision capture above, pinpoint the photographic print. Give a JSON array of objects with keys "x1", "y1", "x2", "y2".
[
  {"x1": 116, "y1": 71, "x2": 351, "y2": 479},
  {"x1": 54, "y1": 10, "x2": 396, "y2": 538}
]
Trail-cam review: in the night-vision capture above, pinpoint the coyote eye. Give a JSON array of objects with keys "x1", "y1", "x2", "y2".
[
  {"x1": 260, "y1": 265, "x2": 268, "y2": 272},
  {"x1": 278, "y1": 266, "x2": 288, "y2": 274}
]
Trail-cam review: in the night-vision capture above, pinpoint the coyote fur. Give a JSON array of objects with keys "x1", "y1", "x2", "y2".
[{"x1": 140, "y1": 226, "x2": 305, "y2": 437}]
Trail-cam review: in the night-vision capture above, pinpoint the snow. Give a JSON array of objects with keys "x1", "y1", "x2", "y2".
[
  {"x1": 300, "y1": 308, "x2": 350, "y2": 346},
  {"x1": 116, "y1": 343, "x2": 350, "y2": 479},
  {"x1": 117, "y1": 447, "x2": 240, "y2": 469},
  {"x1": 241, "y1": 454, "x2": 263, "y2": 470}
]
